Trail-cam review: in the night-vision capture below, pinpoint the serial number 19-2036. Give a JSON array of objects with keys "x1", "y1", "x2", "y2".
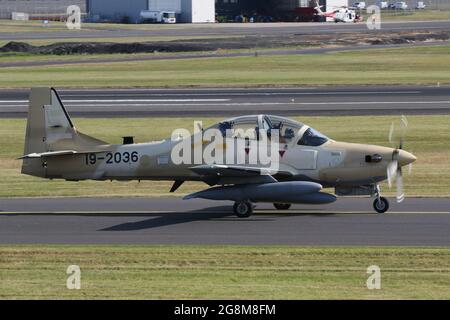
[{"x1": 85, "y1": 152, "x2": 139, "y2": 165}]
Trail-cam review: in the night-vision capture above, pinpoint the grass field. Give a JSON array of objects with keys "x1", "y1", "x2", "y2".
[
  {"x1": 1, "y1": 45, "x2": 450, "y2": 88},
  {"x1": 0, "y1": 245, "x2": 448, "y2": 299},
  {"x1": 0, "y1": 51, "x2": 218, "y2": 63},
  {"x1": 0, "y1": 115, "x2": 449, "y2": 198}
]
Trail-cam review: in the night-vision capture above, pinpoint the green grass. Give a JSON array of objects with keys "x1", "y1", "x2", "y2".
[
  {"x1": 0, "y1": 46, "x2": 304, "y2": 64},
  {"x1": 0, "y1": 245, "x2": 448, "y2": 299},
  {"x1": 1, "y1": 45, "x2": 450, "y2": 88},
  {"x1": 0, "y1": 51, "x2": 215, "y2": 63},
  {"x1": 0, "y1": 115, "x2": 449, "y2": 198}
]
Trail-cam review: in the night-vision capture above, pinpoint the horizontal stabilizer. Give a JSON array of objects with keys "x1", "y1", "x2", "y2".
[{"x1": 18, "y1": 149, "x2": 110, "y2": 159}]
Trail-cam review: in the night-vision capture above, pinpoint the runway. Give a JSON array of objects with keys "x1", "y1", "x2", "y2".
[
  {"x1": 0, "y1": 197, "x2": 449, "y2": 245},
  {"x1": 1, "y1": 85, "x2": 450, "y2": 117},
  {"x1": 1, "y1": 21, "x2": 450, "y2": 40}
]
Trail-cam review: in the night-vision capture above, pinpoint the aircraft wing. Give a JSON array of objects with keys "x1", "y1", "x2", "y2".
[{"x1": 189, "y1": 164, "x2": 293, "y2": 185}]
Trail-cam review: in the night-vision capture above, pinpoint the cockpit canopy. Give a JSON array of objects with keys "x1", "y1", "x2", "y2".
[{"x1": 207, "y1": 115, "x2": 329, "y2": 147}]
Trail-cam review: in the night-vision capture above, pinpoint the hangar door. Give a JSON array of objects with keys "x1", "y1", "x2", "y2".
[{"x1": 148, "y1": 0, "x2": 181, "y2": 12}]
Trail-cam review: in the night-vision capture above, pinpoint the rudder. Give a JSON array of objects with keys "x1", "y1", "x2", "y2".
[{"x1": 21, "y1": 87, "x2": 106, "y2": 177}]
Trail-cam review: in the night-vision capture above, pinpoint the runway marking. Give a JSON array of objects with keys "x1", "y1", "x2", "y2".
[
  {"x1": 1, "y1": 99, "x2": 448, "y2": 106},
  {"x1": 2, "y1": 101, "x2": 450, "y2": 109},
  {"x1": 59, "y1": 91, "x2": 422, "y2": 97},
  {"x1": 59, "y1": 87, "x2": 318, "y2": 92},
  {"x1": 0, "y1": 99, "x2": 231, "y2": 103},
  {"x1": 1, "y1": 211, "x2": 449, "y2": 215},
  {"x1": 64, "y1": 99, "x2": 231, "y2": 103}
]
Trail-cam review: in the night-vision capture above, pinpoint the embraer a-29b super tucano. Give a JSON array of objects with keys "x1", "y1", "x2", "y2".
[{"x1": 20, "y1": 88, "x2": 416, "y2": 217}]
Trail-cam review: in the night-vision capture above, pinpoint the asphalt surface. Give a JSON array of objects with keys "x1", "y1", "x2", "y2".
[
  {"x1": 2, "y1": 21, "x2": 450, "y2": 40},
  {"x1": 1, "y1": 85, "x2": 449, "y2": 117},
  {"x1": 0, "y1": 197, "x2": 449, "y2": 245}
]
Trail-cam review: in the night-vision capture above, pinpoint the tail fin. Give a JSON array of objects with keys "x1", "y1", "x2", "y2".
[{"x1": 21, "y1": 87, "x2": 107, "y2": 176}]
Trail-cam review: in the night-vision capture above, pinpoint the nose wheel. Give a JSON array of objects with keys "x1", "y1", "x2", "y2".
[
  {"x1": 233, "y1": 201, "x2": 253, "y2": 218},
  {"x1": 373, "y1": 197, "x2": 389, "y2": 213},
  {"x1": 373, "y1": 185, "x2": 389, "y2": 213}
]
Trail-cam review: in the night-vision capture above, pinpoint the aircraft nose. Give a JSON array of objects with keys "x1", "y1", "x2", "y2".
[{"x1": 398, "y1": 150, "x2": 417, "y2": 166}]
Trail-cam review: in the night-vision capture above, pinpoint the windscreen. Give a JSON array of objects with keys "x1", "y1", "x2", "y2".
[{"x1": 298, "y1": 128, "x2": 329, "y2": 147}]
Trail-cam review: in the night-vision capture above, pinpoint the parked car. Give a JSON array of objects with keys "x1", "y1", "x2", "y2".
[
  {"x1": 352, "y1": 2, "x2": 366, "y2": 9},
  {"x1": 394, "y1": 1, "x2": 408, "y2": 9},
  {"x1": 380, "y1": 1, "x2": 389, "y2": 8},
  {"x1": 416, "y1": 1, "x2": 426, "y2": 9}
]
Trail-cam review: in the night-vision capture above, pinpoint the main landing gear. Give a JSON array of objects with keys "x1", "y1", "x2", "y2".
[
  {"x1": 233, "y1": 201, "x2": 253, "y2": 218},
  {"x1": 233, "y1": 201, "x2": 293, "y2": 218},
  {"x1": 373, "y1": 185, "x2": 389, "y2": 214}
]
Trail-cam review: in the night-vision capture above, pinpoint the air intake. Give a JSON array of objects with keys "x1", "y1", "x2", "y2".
[{"x1": 122, "y1": 136, "x2": 134, "y2": 145}]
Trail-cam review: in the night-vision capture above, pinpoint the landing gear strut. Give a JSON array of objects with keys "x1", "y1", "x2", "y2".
[
  {"x1": 273, "y1": 203, "x2": 291, "y2": 210},
  {"x1": 233, "y1": 201, "x2": 253, "y2": 218},
  {"x1": 373, "y1": 185, "x2": 389, "y2": 213}
]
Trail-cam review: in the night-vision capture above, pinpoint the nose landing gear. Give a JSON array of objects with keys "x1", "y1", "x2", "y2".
[
  {"x1": 373, "y1": 197, "x2": 389, "y2": 213},
  {"x1": 373, "y1": 185, "x2": 389, "y2": 213}
]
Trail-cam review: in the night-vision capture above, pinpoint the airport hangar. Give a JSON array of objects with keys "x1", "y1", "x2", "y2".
[
  {"x1": 0, "y1": 0, "x2": 355, "y2": 23},
  {"x1": 0, "y1": 0, "x2": 216, "y2": 23}
]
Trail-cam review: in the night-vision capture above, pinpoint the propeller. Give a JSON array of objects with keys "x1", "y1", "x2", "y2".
[{"x1": 387, "y1": 115, "x2": 409, "y2": 203}]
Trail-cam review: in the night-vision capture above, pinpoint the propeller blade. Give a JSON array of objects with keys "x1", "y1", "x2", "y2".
[
  {"x1": 389, "y1": 116, "x2": 408, "y2": 149},
  {"x1": 386, "y1": 116, "x2": 409, "y2": 203},
  {"x1": 388, "y1": 122, "x2": 394, "y2": 145},
  {"x1": 399, "y1": 115, "x2": 408, "y2": 150},
  {"x1": 387, "y1": 160, "x2": 397, "y2": 188},
  {"x1": 396, "y1": 167, "x2": 405, "y2": 203},
  {"x1": 408, "y1": 163, "x2": 413, "y2": 175},
  {"x1": 401, "y1": 115, "x2": 408, "y2": 128}
]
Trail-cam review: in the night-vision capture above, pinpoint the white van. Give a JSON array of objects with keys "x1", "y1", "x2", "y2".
[
  {"x1": 416, "y1": 2, "x2": 426, "y2": 9},
  {"x1": 352, "y1": 2, "x2": 366, "y2": 9},
  {"x1": 394, "y1": 2, "x2": 408, "y2": 9}
]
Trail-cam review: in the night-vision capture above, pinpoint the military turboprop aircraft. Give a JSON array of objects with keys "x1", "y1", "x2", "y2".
[{"x1": 20, "y1": 88, "x2": 416, "y2": 218}]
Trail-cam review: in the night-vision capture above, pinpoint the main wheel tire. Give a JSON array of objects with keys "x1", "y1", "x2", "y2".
[
  {"x1": 273, "y1": 203, "x2": 291, "y2": 210},
  {"x1": 233, "y1": 201, "x2": 253, "y2": 218},
  {"x1": 373, "y1": 197, "x2": 389, "y2": 214}
]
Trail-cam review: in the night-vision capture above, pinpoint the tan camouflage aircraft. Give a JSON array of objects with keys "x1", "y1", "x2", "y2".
[{"x1": 20, "y1": 88, "x2": 416, "y2": 217}]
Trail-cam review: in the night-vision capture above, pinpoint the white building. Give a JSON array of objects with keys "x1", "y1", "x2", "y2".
[{"x1": 182, "y1": 0, "x2": 215, "y2": 23}]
